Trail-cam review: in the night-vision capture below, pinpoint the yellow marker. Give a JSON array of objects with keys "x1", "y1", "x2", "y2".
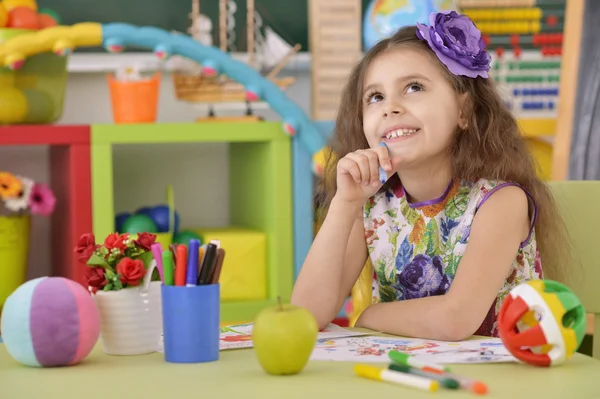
[{"x1": 354, "y1": 364, "x2": 439, "y2": 392}]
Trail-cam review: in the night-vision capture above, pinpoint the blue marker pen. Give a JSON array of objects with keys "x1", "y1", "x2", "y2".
[
  {"x1": 186, "y1": 239, "x2": 201, "y2": 287},
  {"x1": 378, "y1": 142, "x2": 389, "y2": 184}
]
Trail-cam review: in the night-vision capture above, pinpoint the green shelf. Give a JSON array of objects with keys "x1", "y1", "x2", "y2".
[{"x1": 90, "y1": 122, "x2": 293, "y2": 323}]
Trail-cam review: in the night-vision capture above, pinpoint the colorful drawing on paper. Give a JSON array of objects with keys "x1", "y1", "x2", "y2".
[
  {"x1": 310, "y1": 336, "x2": 518, "y2": 364},
  {"x1": 220, "y1": 323, "x2": 254, "y2": 350},
  {"x1": 218, "y1": 323, "x2": 373, "y2": 351}
]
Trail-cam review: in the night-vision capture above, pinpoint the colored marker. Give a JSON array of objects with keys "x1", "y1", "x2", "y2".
[
  {"x1": 424, "y1": 368, "x2": 488, "y2": 395},
  {"x1": 354, "y1": 364, "x2": 439, "y2": 392},
  {"x1": 174, "y1": 244, "x2": 187, "y2": 286},
  {"x1": 150, "y1": 243, "x2": 164, "y2": 282},
  {"x1": 210, "y1": 248, "x2": 226, "y2": 284},
  {"x1": 389, "y1": 351, "x2": 449, "y2": 372},
  {"x1": 378, "y1": 142, "x2": 389, "y2": 184},
  {"x1": 169, "y1": 243, "x2": 178, "y2": 264},
  {"x1": 389, "y1": 364, "x2": 458, "y2": 389},
  {"x1": 161, "y1": 249, "x2": 175, "y2": 286},
  {"x1": 197, "y1": 243, "x2": 217, "y2": 285},
  {"x1": 197, "y1": 244, "x2": 207, "y2": 279},
  {"x1": 186, "y1": 239, "x2": 201, "y2": 287}
]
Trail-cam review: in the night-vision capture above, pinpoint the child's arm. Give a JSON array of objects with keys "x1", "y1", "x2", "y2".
[
  {"x1": 291, "y1": 196, "x2": 369, "y2": 329},
  {"x1": 355, "y1": 185, "x2": 530, "y2": 340}
]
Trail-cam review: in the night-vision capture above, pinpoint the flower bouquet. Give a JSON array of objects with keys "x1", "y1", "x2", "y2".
[
  {"x1": 0, "y1": 172, "x2": 56, "y2": 315},
  {"x1": 74, "y1": 231, "x2": 163, "y2": 356},
  {"x1": 75, "y1": 232, "x2": 160, "y2": 293},
  {"x1": 0, "y1": 171, "x2": 56, "y2": 216}
]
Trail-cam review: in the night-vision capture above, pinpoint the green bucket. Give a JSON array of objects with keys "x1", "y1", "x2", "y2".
[{"x1": 0, "y1": 28, "x2": 68, "y2": 124}]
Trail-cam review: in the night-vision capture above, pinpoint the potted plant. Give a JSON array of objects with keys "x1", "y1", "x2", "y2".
[
  {"x1": 74, "y1": 231, "x2": 163, "y2": 355},
  {"x1": 0, "y1": 171, "x2": 56, "y2": 315}
]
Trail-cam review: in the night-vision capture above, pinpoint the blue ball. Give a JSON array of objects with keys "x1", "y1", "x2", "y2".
[
  {"x1": 115, "y1": 212, "x2": 131, "y2": 233},
  {"x1": 135, "y1": 207, "x2": 153, "y2": 217},
  {"x1": 149, "y1": 205, "x2": 180, "y2": 233}
]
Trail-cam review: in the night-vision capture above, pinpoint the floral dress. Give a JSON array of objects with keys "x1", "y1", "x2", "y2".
[{"x1": 363, "y1": 178, "x2": 543, "y2": 337}]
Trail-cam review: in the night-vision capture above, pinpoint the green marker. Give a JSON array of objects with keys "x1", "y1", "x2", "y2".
[
  {"x1": 389, "y1": 363, "x2": 459, "y2": 389},
  {"x1": 162, "y1": 249, "x2": 175, "y2": 286},
  {"x1": 389, "y1": 350, "x2": 450, "y2": 372}
]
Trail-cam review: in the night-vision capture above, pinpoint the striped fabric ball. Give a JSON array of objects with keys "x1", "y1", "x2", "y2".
[{"x1": 1, "y1": 277, "x2": 100, "y2": 367}]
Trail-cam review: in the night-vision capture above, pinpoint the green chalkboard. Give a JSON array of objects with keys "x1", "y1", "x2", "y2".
[{"x1": 36, "y1": 0, "x2": 373, "y2": 52}]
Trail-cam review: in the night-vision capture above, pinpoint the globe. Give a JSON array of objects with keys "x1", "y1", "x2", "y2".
[{"x1": 363, "y1": 0, "x2": 457, "y2": 50}]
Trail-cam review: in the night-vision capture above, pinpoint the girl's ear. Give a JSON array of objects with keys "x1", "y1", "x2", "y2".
[{"x1": 457, "y1": 92, "x2": 471, "y2": 129}]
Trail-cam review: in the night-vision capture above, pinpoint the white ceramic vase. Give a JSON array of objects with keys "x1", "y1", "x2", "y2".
[{"x1": 92, "y1": 261, "x2": 162, "y2": 355}]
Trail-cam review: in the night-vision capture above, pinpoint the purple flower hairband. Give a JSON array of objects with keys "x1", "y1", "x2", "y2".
[{"x1": 416, "y1": 11, "x2": 491, "y2": 79}]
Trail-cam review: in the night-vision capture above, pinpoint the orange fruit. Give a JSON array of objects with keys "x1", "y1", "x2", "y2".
[{"x1": 7, "y1": 6, "x2": 39, "y2": 29}]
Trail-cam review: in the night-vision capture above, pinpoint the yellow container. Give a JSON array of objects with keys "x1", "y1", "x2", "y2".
[
  {"x1": 154, "y1": 232, "x2": 173, "y2": 248},
  {"x1": 0, "y1": 215, "x2": 30, "y2": 313},
  {"x1": 194, "y1": 227, "x2": 267, "y2": 301},
  {"x1": 0, "y1": 28, "x2": 68, "y2": 124}
]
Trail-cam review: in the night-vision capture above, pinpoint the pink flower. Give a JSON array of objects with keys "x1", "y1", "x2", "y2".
[{"x1": 28, "y1": 183, "x2": 56, "y2": 216}]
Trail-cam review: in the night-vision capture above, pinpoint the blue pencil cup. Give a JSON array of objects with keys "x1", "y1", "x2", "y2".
[{"x1": 161, "y1": 284, "x2": 220, "y2": 363}]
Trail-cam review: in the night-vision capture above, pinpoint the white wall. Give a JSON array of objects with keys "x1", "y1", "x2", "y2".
[{"x1": 0, "y1": 66, "x2": 312, "y2": 279}]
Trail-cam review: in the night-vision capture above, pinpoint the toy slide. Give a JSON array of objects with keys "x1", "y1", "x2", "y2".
[{"x1": 0, "y1": 22, "x2": 326, "y2": 156}]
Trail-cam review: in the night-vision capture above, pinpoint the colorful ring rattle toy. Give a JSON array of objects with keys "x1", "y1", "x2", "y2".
[{"x1": 498, "y1": 279, "x2": 587, "y2": 367}]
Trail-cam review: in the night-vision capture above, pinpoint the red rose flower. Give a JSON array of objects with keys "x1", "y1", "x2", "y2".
[
  {"x1": 74, "y1": 233, "x2": 99, "y2": 263},
  {"x1": 116, "y1": 257, "x2": 145, "y2": 286},
  {"x1": 104, "y1": 232, "x2": 129, "y2": 253},
  {"x1": 133, "y1": 232, "x2": 157, "y2": 251},
  {"x1": 85, "y1": 267, "x2": 107, "y2": 294}
]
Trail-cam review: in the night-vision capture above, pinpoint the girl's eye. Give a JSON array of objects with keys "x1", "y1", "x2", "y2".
[
  {"x1": 366, "y1": 92, "x2": 384, "y2": 104},
  {"x1": 406, "y1": 82, "x2": 424, "y2": 93}
]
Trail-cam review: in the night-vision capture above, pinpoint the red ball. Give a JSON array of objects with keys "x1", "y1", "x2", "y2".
[{"x1": 7, "y1": 6, "x2": 39, "y2": 29}]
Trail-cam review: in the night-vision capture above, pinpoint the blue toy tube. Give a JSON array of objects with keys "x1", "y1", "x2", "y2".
[{"x1": 161, "y1": 284, "x2": 220, "y2": 363}]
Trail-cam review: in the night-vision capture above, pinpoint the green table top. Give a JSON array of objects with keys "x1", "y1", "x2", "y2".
[{"x1": 1, "y1": 336, "x2": 600, "y2": 399}]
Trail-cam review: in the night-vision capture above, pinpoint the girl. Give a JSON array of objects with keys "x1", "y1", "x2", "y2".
[{"x1": 291, "y1": 11, "x2": 569, "y2": 340}]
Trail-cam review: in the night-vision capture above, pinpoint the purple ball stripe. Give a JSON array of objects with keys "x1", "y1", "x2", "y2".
[{"x1": 30, "y1": 278, "x2": 80, "y2": 366}]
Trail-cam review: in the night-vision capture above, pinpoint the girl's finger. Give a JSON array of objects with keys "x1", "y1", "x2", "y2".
[
  {"x1": 346, "y1": 152, "x2": 371, "y2": 185},
  {"x1": 338, "y1": 158, "x2": 362, "y2": 183}
]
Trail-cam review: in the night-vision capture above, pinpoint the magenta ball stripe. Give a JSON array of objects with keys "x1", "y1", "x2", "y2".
[
  {"x1": 63, "y1": 278, "x2": 101, "y2": 364},
  {"x1": 30, "y1": 278, "x2": 80, "y2": 366}
]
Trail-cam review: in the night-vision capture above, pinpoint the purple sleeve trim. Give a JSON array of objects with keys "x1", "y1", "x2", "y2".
[{"x1": 476, "y1": 182, "x2": 538, "y2": 248}]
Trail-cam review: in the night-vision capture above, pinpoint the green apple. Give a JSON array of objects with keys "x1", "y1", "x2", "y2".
[{"x1": 253, "y1": 297, "x2": 318, "y2": 375}]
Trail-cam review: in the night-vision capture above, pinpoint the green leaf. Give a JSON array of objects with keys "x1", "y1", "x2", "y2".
[
  {"x1": 444, "y1": 253, "x2": 461, "y2": 276},
  {"x1": 113, "y1": 279, "x2": 123, "y2": 290},
  {"x1": 384, "y1": 208, "x2": 397, "y2": 218},
  {"x1": 374, "y1": 261, "x2": 388, "y2": 285},
  {"x1": 87, "y1": 254, "x2": 110, "y2": 268},
  {"x1": 423, "y1": 219, "x2": 440, "y2": 256},
  {"x1": 401, "y1": 201, "x2": 419, "y2": 225},
  {"x1": 444, "y1": 194, "x2": 469, "y2": 219},
  {"x1": 138, "y1": 251, "x2": 155, "y2": 269},
  {"x1": 364, "y1": 198, "x2": 376, "y2": 217},
  {"x1": 103, "y1": 283, "x2": 113, "y2": 291},
  {"x1": 104, "y1": 268, "x2": 116, "y2": 279},
  {"x1": 379, "y1": 285, "x2": 396, "y2": 303}
]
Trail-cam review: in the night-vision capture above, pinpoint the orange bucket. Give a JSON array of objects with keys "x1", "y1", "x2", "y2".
[{"x1": 107, "y1": 72, "x2": 160, "y2": 123}]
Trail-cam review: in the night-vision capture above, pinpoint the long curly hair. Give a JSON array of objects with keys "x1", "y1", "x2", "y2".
[{"x1": 316, "y1": 26, "x2": 570, "y2": 281}]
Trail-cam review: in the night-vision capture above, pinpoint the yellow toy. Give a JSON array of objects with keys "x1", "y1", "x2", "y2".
[
  {"x1": 498, "y1": 279, "x2": 587, "y2": 367},
  {"x1": 0, "y1": 23, "x2": 102, "y2": 68},
  {"x1": 312, "y1": 146, "x2": 332, "y2": 176}
]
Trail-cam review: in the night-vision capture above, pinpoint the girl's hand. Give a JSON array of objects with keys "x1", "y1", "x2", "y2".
[{"x1": 335, "y1": 145, "x2": 398, "y2": 205}]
